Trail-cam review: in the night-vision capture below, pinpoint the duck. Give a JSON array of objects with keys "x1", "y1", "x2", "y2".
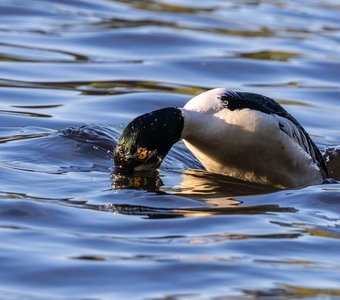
[{"x1": 114, "y1": 88, "x2": 328, "y2": 188}]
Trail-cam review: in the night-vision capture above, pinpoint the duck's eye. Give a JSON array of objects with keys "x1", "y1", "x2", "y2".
[{"x1": 137, "y1": 148, "x2": 148, "y2": 160}]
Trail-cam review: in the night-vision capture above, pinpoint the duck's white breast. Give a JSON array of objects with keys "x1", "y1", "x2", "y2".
[{"x1": 180, "y1": 89, "x2": 322, "y2": 188}]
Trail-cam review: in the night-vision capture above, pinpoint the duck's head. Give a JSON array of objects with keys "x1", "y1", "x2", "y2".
[{"x1": 114, "y1": 107, "x2": 184, "y2": 173}]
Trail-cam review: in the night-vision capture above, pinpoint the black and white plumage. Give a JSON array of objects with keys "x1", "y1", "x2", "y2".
[{"x1": 114, "y1": 88, "x2": 327, "y2": 188}]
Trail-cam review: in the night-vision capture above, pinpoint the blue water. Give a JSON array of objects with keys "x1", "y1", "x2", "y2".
[{"x1": 1, "y1": 0, "x2": 340, "y2": 299}]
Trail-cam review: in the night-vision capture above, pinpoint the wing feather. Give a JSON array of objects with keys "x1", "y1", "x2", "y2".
[{"x1": 221, "y1": 91, "x2": 328, "y2": 176}]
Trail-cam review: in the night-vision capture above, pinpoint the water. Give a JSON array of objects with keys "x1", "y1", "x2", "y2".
[{"x1": 1, "y1": 0, "x2": 340, "y2": 299}]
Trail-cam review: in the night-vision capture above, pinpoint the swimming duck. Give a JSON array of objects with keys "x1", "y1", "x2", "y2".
[{"x1": 114, "y1": 88, "x2": 327, "y2": 188}]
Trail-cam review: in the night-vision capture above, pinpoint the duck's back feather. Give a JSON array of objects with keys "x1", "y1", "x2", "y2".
[{"x1": 220, "y1": 90, "x2": 327, "y2": 176}]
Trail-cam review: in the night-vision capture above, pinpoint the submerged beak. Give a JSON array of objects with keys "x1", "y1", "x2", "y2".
[
  {"x1": 133, "y1": 156, "x2": 162, "y2": 172},
  {"x1": 114, "y1": 145, "x2": 163, "y2": 173}
]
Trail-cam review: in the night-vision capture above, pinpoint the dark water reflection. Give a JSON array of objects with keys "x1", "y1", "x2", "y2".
[{"x1": 1, "y1": 0, "x2": 340, "y2": 299}]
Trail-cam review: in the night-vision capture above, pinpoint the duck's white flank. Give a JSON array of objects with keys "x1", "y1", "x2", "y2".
[{"x1": 180, "y1": 88, "x2": 322, "y2": 188}]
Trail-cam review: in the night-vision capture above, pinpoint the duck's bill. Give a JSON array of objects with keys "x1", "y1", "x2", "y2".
[{"x1": 114, "y1": 152, "x2": 163, "y2": 173}]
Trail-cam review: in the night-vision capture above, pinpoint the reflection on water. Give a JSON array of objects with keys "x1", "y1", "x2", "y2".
[
  {"x1": 0, "y1": 0, "x2": 340, "y2": 299},
  {"x1": 112, "y1": 171, "x2": 164, "y2": 191}
]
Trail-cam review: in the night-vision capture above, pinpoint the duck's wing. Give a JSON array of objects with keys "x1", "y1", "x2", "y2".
[
  {"x1": 220, "y1": 91, "x2": 328, "y2": 176},
  {"x1": 276, "y1": 115, "x2": 328, "y2": 176}
]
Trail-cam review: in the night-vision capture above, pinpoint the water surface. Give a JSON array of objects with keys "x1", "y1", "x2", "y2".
[{"x1": 0, "y1": 0, "x2": 340, "y2": 299}]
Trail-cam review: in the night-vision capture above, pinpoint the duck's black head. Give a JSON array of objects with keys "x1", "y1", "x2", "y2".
[{"x1": 114, "y1": 107, "x2": 184, "y2": 173}]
